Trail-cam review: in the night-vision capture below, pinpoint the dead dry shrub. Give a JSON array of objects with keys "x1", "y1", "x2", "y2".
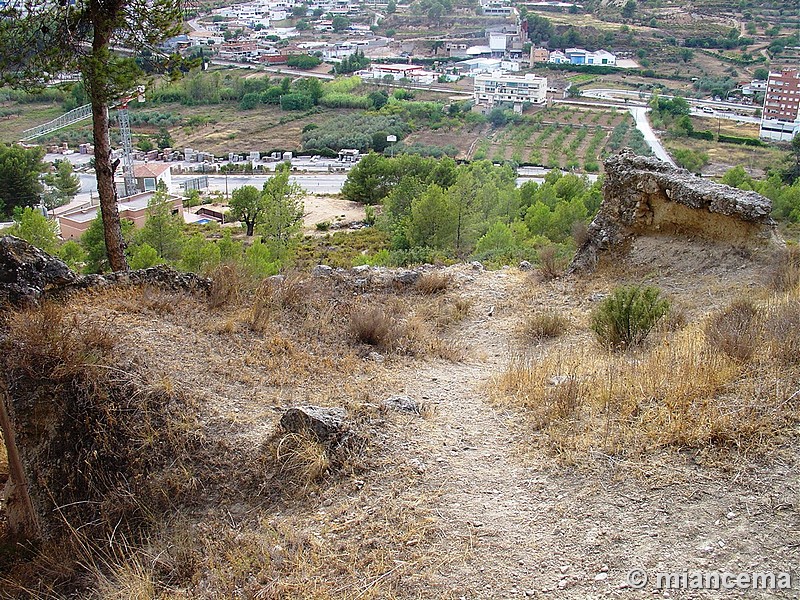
[
  {"x1": 414, "y1": 272, "x2": 452, "y2": 294},
  {"x1": 766, "y1": 245, "x2": 800, "y2": 292},
  {"x1": 350, "y1": 305, "x2": 396, "y2": 349},
  {"x1": 763, "y1": 299, "x2": 800, "y2": 364},
  {"x1": 704, "y1": 298, "x2": 761, "y2": 362},
  {"x1": 537, "y1": 245, "x2": 566, "y2": 281},
  {"x1": 349, "y1": 303, "x2": 460, "y2": 359},
  {"x1": 520, "y1": 310, "x2": 569, "y2": 342},
  {"x1": 0, "y1": 302, "x2": 204, "y2": 542},
  {"x1": 208, "y1": 262, "x2": 251, "y2": 308}
]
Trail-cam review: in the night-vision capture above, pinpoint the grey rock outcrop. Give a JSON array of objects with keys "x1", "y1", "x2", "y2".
[
  {"x1": 0, "y1": 236, "x2": 211, "y2": 309},
  {"x1": 280, "y1": 406, "x2": 348, "y2": 444},
  {"x1": 569, "y1": 150, "x2": 781, "y2": 273},
  {"x1": 0, "y1": 236, "x2": 78, "y2": 308}
]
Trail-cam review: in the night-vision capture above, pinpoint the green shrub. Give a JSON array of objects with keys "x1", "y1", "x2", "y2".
[{"x1": 590, "y1": 285, "x2": 670, "y2": 350}]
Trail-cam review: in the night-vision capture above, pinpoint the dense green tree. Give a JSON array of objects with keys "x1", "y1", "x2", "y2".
[
  {"x1": 0, "y1": 0, "x2": 185, "y2": 272},
  {"x1": 721, "y1": 165, "x2": 754, "y2": 189},
  {"x1": 43, "y1": 160, "x2": 81, "y2": 210},
  {"x1": 342, "y1": 152, "x2": 392, "y2": 205},
  {"x1": 0, "y1": 144, "x2": 45, "y2": 217},
  {"x1": 407, "y1": 184, "x2": 454, "y2": 249},
  {"x1": 7, "y1": 206, "x2": 58, "y2": 254},
  {"x1": 218, "y1": 229, "x2": 244, "y2": 262},
  {"x1": 180, "y1": 234, "x2": 221, "y2": 273},
  {"x1": 286, "y1": 54, "x2": 322, "y2": 70},
  {"x1": 474, "y1": 222, "x2": 517, "y2": 262},
  {"x1": 80, "y1": 213, "x2": 135, "y2": 274},
  {"x1": 259, "y1": 169, "x2": 304, "y2": 257},
  {"x1": 229, "y1": 185, "x2": 263, "y2": 236},
  {"x1": 332, "y1": 15, "x2": 351, "y2": 31},
  {"x1": 753, "y1": 67, "x2": 769, "y2": 81},
  {"x1": 137, "y1": 186, "x2": 184, "y2": 261},
  {"x1": 128, "y1": 243, "x2": 162, "y2": 269},
  {"x1": 622, "y1": 0, "x2": 636, "y2": 18},
  {"x1": 57, "y1": 240, "x2": 86, "y2": 272}
]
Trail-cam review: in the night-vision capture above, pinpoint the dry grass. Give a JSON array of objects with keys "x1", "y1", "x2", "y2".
[
  {"x1": 538, "y1": 246, "x2": 566, "y2": 281},
  {"x1": 349, "y1": 299, "x2": 462, "y2": 360},
  {"x1": 519, "y1": 310, "x2": 570, "y2": 342},
  {"x1": 494, "y1": 293, "x2": 800, "y2": 459},
  {"x1": 0, "y1": 302, "x2": 206, "y2": 543},
  {"x1": 704, "y1": 298, "x2": 760, "y2": 361},
  {"x1": 414, "y1": 272, "x2": 452, "y2": 294},
  {"x1": 350, "y1": 305, "x2": 396, "y2": 349},
  {"x1": 766, "y1": 245, "x2": 800, "y2": 292},
  {"x1": 208, "y1": 262, "x2": 253, "y2": 309},
  {"x1": 271, "y1": 431, "x2": 332, "y2": 489}
]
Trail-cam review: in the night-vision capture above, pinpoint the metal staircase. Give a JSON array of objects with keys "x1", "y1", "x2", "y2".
[{"x1": 20, "y1": 103, "x2": 92, "y2": 141}]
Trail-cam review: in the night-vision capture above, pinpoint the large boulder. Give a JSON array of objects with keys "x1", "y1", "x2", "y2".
[{"x1": 569, "y1": 150, "x2": 781, "y2": 274}]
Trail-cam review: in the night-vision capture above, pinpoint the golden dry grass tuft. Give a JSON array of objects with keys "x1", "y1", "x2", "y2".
[
  {"x1": 494, "y1": 293, "x2": 800, "y2": 459},
  {"x1": 271, "y1": 431, "x2": 332, "y2": 490},
  {"x1": 519, "y1": 310, "x2": 570, "y2": 342},
  {"x1": 766, "y1": 245, "x2": 800, "y2": 292},
  {"x1": 208, "y1": 262, "x2": 253, "y2": 309},
  {"x1": 414, "y1": 271, "x2": 453, "y2": 294}
]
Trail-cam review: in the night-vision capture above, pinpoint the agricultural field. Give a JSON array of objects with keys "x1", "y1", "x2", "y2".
[{"x1": 462, "y1": 106, "x2": 649, "y2": 172}]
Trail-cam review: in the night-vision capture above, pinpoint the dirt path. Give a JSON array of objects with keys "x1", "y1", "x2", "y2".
[{"x1": 388, "y1": 269, "x2": 800, "y2": 599}]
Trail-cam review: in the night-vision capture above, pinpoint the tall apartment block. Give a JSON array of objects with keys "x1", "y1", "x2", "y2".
[{"x1": 760, "y1": 68, "x2": 800, "y2": 142}]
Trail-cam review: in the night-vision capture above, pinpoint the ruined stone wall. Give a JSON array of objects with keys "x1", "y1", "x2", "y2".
[{"x1": 570, "y1": 149, "x2": 781, "y2": 273}]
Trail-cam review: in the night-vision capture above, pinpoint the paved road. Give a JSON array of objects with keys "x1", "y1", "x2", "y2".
[
  {"x1": 174, "y1": 173, "x2": 350, "y2": 196},
  {"x1": 581, "y1": 88, "x2": 760, "y2": 123},
  {"x1": 629, "y1": 106, "x2": 676, "y2": 166}
]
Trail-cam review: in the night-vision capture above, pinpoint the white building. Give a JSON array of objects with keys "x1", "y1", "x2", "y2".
[
  {"x1": 549, "y1": 48, "x2": 616, "y2": 66},
  {"x1": 473, "y1": 71, "x2": 547, "y2": 107},
  {"x1": 456, "y1": 57, "x2": 503, "y2": 74},
  {"x1": 360, "y1": 63, "x2": 426, "y2": 81}
]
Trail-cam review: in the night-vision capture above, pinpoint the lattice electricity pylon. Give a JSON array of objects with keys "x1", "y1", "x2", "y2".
[{"x1": 117, "y1": 102, "x2": 136, "y2": 198}]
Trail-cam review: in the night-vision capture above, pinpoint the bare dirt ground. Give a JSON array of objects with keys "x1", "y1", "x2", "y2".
[
  {"x1": 303, "y1": 194, "x2": 367, "y2": 234},
  {"x1": 385, "y1": 261, "x2": 800, "y2": 598},
  {"x1": 1, "y1": 242, "x2": 799, "y2": 598}
]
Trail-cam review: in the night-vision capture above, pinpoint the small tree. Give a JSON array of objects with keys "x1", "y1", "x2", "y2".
[
  {"x1": 229, "y1": 185, "x2": 263, "y2": 236},
  {"x1": 260, "y1": 169, "x2": 304, "y2": 257},
  {"x1": 7, "y1": 207, "x2": 59, "y2": 254},
  {"x1": 136, "y1": 185, "x2": 184, "y2": 261},
  {"x1": 0, "y1": 0, "x2": 185, "y2": 272},
  {"x1": 43, "y1": 160, "x2": 81, "y2": 210},
  {"x1": 591, "y1": 285, "x2": 670, "y2": 350},
  {"x1": 0, "y1": 144, "x2": 45, "y2": 218}
]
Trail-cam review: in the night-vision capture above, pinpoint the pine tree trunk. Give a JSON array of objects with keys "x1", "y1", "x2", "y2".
[
  {"x1": 91, "y1": 98, "x2": 128, "y2": 272},
  {"x1": 87, "y1": 3, "x2": 128, "y2": 273}
]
